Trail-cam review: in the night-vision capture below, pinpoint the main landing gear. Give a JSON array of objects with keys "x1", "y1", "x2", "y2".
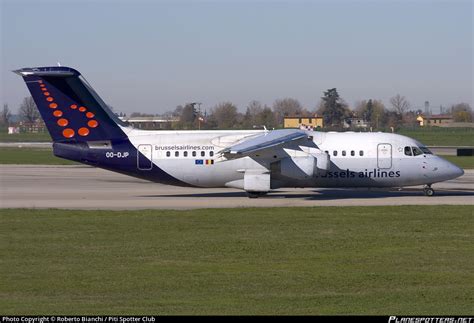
[
  {"x1": 246, "y1": 191, "x2": 268, "y2": 199},
  {"x1": 423, "y1": 184, "x2": 435, "y2": 197}
]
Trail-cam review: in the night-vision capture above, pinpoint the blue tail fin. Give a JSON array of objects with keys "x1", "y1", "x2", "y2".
[{"x1": 14, "y1": 66, "x2": 127, "y2": 142}]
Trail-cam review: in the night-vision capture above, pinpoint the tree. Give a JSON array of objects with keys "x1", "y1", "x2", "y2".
[
  {"x1": 257, "y1": 106, "x2": 276, "y2": 130},
  {"x1": 403, "y1": 111, "x2": 420, "y2": 127},
  {"x1": 365, "y1": 99, "x2": 374, "y2": 122},
  {"x1": 211, "y1": 102, "x2": 238, "y2": 129},
  {"x1": 19, "y1": 96, "x2": 40, "y2": 123},
  {"x1": 317, "y1": 88, "x2": 347, "y2": 127},
  {"x1": 0, "y1": 103, "x2": 12, "y2": 127},
  {"x1": 354, "y1": 100, "x2": 364, "y2": 115},
  {"x1": 451, "y1": 103, "x2": 472, "y2": 122},
  {"x1": 370, "y1": 100, "x2": 387, "y2": 129},
  {"x1": 243, "y1": 100, "x2": 264, "y2": 128},
  {"x1": 355, "y1": 99, "x2": 373, "y2": 122},
  {"x1": 355, "y1": 99, "x2": 394, "y2": 129},
  {"x1": 173, "y1": 105, "x2": 184, "y2": 117},
  {"x1": 272, "y1": 98, "x2": 303, "y2": 126},
  {"x1": 385, "y1": 110, "x2": 401, "y2": 129},
  {"x1": 390, "y1": 94, "x2": 410, "y2": 116},
  {"x1": 178, "y1": 103, "x2": 197, "y2": 129}
]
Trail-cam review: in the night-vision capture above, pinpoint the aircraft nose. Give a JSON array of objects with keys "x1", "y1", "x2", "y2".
[
  {"x1": 451, "y1": 164, "x2": 464, "y2": 178},
  {"x1": 443, "y1": 159, "x2": 464, "y2": 179},
  {"x1": 429, "y1": 157, "x2": 464, "y2": 181}
]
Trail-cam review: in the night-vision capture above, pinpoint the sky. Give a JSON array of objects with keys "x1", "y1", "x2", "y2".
[{"x1": 1, "y1": 0, "x2": 472, "y2": 115}]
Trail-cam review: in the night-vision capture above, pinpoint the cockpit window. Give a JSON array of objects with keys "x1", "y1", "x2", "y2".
[
  {"x1": 404, "y1": 146, "x2": 412, "y2": 156},
  {"x1": 419, "y1": 146, "x2": 432, "y2": 154},
  {"x1": 412, "y1": 146, "x2": 423, "y2": 156}
]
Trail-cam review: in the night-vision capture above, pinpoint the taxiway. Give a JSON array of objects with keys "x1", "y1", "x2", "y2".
[{"x1": 1, "y1": 165, "x2": 473, "y2": 209}]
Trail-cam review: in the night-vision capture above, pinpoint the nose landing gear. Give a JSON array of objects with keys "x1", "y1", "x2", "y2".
[{"x1": 423, "y1": 185, "x2": 435, "y2": 196}]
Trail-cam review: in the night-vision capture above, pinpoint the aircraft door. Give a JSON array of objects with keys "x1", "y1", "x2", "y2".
[
  {"x1": 137, "y1": 144, "x2": 153, "y2": 170},
  {"x1": 377, "y1": 143, "x2": 392, "y2": 169}
]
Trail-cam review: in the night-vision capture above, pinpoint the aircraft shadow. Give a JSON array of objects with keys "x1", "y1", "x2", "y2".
[{"x1": 139, "y1": 188, "x2": 474, "y2": 200}]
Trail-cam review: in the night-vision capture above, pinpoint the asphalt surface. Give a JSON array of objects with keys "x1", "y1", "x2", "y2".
[{"x1": 1, "y1": 165, "x2": 473, "y2": 209}]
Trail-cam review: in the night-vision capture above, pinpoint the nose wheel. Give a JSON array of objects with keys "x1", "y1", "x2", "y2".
[{"x1": 423, "y1": 185, "x2": 435, "y2": 197}]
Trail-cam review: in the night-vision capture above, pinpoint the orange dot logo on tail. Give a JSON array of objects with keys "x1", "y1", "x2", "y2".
[
  {"x1": 53, "y1": 110, "x2": 63, "y2": 117},
  {"x1": 86, "y1": 112, "x2": 95, "y2": 118},
  {"x1": 46, "y1": 97, "x2": 54, "y2": 102},
  {"x1": 79, "y1": 106, "x2": 87, "y2": 112},
  {"x1": 43, "y1": 92, "x2": 50, "y2": 96},
  {"x1": 88, "y1": 120, "x2": 99, "y2": 128},
  {"x1": 49, "y1": 103, "x2": 58, "y2": 109},
  {"x1": 57, "y1": 118, "x2": 69, "y2": 127},
  {"x1": 70, "y1": 104, "x2": 77, "y2": 109},
  {"x1": 78, "y1": 127, "x2": 90, "y2": 137},
  {"x1": 62, "y1": 128, "x2": 75, "y2": 138}
]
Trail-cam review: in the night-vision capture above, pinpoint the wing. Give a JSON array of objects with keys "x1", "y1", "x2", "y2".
[{"x1": 218, "y1": 129, "x2": 310, "y2": 160}]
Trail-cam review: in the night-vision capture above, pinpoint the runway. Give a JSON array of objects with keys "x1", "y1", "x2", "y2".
[{"x1": 1, "y1": 165, "x2": 473, "y2": 209}]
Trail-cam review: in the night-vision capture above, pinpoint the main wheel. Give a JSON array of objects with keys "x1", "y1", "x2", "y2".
[
  {"x1": 423, "y1": 187, "x2": 435, "y2": 196},
  {"x1": 246, "y1": 192, "x2": 267, "y2": 199}
]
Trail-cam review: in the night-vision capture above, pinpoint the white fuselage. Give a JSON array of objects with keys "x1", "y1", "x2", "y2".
[{"x1": 123, "y1": 128, "x2": 463, "y2": 189}]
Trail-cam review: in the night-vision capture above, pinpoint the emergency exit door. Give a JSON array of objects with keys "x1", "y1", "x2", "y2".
[
  {"x1": 377, "y1": 143, "x2": 392, "y2": 169},
  {"x1": 137, "y1": 144, "x2": 153, "y2": 170}
]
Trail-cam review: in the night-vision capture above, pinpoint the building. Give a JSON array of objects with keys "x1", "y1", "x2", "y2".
[
  {"x1": 118, "y1": 116, "x2": 178, "y2": 130},
  {"x1": 8, "y1": 126, "x2": 20, "y2": 134},
  {"x1": 283, "y1": 115, "x2": 323, "y2": 129},
  {"x1": 18, "y1": 119, "x2": 47, "y2": 133},
  {"x1": 416, "y1": 114, "x2": 454, "y2": 127}
]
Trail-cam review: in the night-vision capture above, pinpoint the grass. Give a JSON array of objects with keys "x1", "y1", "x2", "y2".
[
  {"x1": 0, "y1": 147, "x2": 76, "y2": 165},
  {"x1": 0, "y1": 131, "x2": 52, "y2": 142},
  {"x1": 441, "y1": 155, "x2": 474, "y2": 169},
  {"x1": 397, "y1": 127, "x2": 474, "y2": 146},
  {"x1": 0, "y1": 206, "x2": 472, "y2": 315}
]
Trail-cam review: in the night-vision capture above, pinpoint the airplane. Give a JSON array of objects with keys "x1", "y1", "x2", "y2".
[{"x1": 14, "y1": 66, "x2": 464, "y2": 198}]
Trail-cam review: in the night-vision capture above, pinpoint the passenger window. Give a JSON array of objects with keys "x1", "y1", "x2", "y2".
[
  {"x1": 359, "y1": 150, "x2": 364, "y2": 156},
  {"x1": 333, "y1": 151, "x2": 338, "y2": 156},
  {"x1": 184, "y1": 151, "x2": 188, "y2": 157},
  {"x1": 175, "y1": 151, "x2": 179, "y2": 157},
  {"x1": 404, "y1": 146, "x2": 412, "y2": 156},
  {"x1": 351, "y1": 150, "x2": 355, "y2": 156},
  {"x1": 201, "y1": 151, "x2": 205, "y2": 157},
  {"x1": 412, "y1": 147, "x2": 423, "y2": 156},
  {"x1": 325, "y1": 150, "x2": 329, "y2": 154},
  {"x1": 209, "y1": 151, "x2": 214, "y2": 157},
  {"x1": 192, "y1": 151, "x2": 196, "y2": 157},
  {"x1": 342, "y1": 151, "x2": 346, "y2": 156},
  {"x1": 166, "y1": 151, "x2": 170, "y2": 157}
]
